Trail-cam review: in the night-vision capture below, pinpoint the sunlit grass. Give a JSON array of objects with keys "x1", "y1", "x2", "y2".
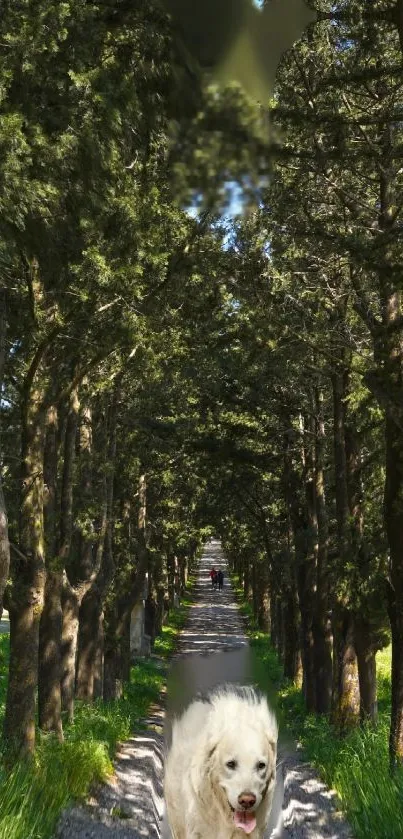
[
  {"x1": 278, "y1": 648, "x2": 403, "y2": 839},
  {"x1": 0, "y1": 654, "x2": 164, "y2": 839},
  {"x1": 234, "y1": 589, "x2": 402, "y2": 839},
  {"x1": 0, "y1": 585, "x2": 193, "y2": 839}
]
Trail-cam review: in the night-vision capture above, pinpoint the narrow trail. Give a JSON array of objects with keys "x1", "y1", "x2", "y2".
[{"x1": 56, "y1": 541, "x2": 352, "y2": 839}]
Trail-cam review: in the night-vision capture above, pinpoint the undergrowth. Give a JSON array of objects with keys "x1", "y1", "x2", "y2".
[
  {"x1": 0, "y1": 581, "x2": 194, "y2": 839},
  {"x1": 231, "y1": 573, "x2": 403, "y2": 839}
]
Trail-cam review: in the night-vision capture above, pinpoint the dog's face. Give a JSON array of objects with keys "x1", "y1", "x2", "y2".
[{"x1": 209, "y1": 721, "x2": 277, "y2": 835}]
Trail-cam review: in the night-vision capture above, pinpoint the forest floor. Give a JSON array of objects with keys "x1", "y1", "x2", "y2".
[{"x1": 56, "y1": 541, "x2": 353, "y2": 839}]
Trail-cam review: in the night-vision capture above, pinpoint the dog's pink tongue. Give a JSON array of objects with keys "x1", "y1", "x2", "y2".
[{"x1": 234, "y1": 811, "x2": 257, "y2": 834}]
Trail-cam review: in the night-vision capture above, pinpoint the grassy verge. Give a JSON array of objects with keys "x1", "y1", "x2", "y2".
[
  {"x1": 0, "y1": 580, "x2": 195, "y2": 839},
  {"x1": 230, "y1": 574, "x2": 403, "y2": 839}
]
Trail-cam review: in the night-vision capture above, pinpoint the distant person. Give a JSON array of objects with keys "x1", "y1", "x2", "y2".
[
  {"x1": 217, "y1": 569, "x2": 224, "y2": 590},
  {"x1": 210, "y1": 567, "x2": 218, "y2": 588}
]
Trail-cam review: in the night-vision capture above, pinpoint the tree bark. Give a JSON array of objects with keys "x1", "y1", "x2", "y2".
[
  {"x1": 312, "y1": 388, "x2": 332, "y2": 714},
  {"x1": 355, "y1": 616, "x2": 378, "y2": 725},
  {"x1": 38, "y1": 569, "x2": 64, "y2": 738},
  {"x1": 384, "y1": 378, "x2": 403, "y2": 758},
  {"x1": 39, "y1": 389, "x2": 79, "y2": 734},
  {"x1": 276, "y1": 598, "x2": 284, "y2": 661},
  {"x1": 103, "y1": 549, "x2": 148, "y2": 700},
  {"x1": 332, "y1": 609, "x2": 360, "y2": 732},
  {"x1": 75, "y1": 393, "x2": 118, "y2": 701},
  {"x1": 103, "y1": 475, "x2": 149, "y2": 702},
  {"x1": 3, "y1": 371, "x2": 47, "y2": 758},
  {"x1": 76, "y1": 587, "x2": 103, "y2": 702},
  {"x1": 376, "y1": 133, "x2": 403, "y2": 767},
  {"x1": 0, "y1": 288, "x2": 10, "y2": 620},
  {"x1": 251, "y1": 561, "x2": 258, "y2": 620},
  {"x1": 38, "y1": 405, "x2": 61, "y2": 736},
  {"x1": 60, "y1": 393, "x2": 96, "y2": 717},
  {"x1": 256, "y1": 557, "x2": 270, "y2": 632},
  {"x1": 243, "y1": 558, "x2": 251, "y2": 600},
  {"x1": 283, "y1": 586, "x2": 300, "y2": 681},
  {"x1": 270, "y1": 588, "x2": 278, "y2": 650},
  {"x1": 60, "y1": 586, "x2": 80, "y2": 721},
  {"x1": 284, "y1": 416, "x2": 316, "y2": 712},
  {"x1": 331, "y1": 366, "x2": 360, "y2": 728},
  {"x1": 393, "y1": 0, "x2": 403, "y2": 55}
]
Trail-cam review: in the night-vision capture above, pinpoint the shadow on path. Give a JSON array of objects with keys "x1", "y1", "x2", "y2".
[{"x1": 56, "y1": 540, "x2": 352, "y2": 839}]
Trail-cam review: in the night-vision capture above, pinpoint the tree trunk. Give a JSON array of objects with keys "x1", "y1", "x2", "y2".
[
  {"x1": 39, "y1": 569, "x2": 64, "y2": 738},
  {"x1": 39, "y1": 405, "x2": 62, "y2": 736},
  {"x1": 251, "y1": 561, "x2": 258, "y2": 620},
  {"x1": 384, "y1": 338, "x2": 403, "y2": 762},
  {"x1": 284, "y1": 415, "x2": 317, "y2": 712},
  {"x1": 0, "y1": 288, "x2": 10, "y2": 620},
  {"x1": 39, "y1": 390, "x2": 79, "y2": 735},
  {"x1": 3, "y1": 374, "x2": 47, "y2": 758},
  {"x1": 75, "y1": 392, "x2": 117, "y2": 703},
  {"x1": 60, "y1": 587, "x2": 80, "y2": 721},
  {"x1": 93, "y1": 607, "x2": 104, "y2": 699},
  {"x1": 377, "y1": 146, "x2": 403, "y2": 766},
  {"x1": 0, "y1": 481, "x2": 10, "y2": 622},
  {"x1": 332, "y1": 609, "x2": 360, "y2": 732},
  {"x1": 276, "y1": 598, "x2": 284, "y2": 661},
  {"x1": 393, "y1": 0, "x2": 403, "y2": 55},
  {"x1": 380, "y1": 249, "x2": 403, "y2": 765},
  {"x1": 60, "y1": 393, "x2": 96, "y2": 718},
  {"x1": 256, "y1": 559, "x2": 270, "y2": 632},
  {"x1": 283, "y1": 587, "x2": 300, "y2": 681},
  {"x1": 121, "y1": 616, "x2": 131, "y2": 683},
  {"x1": 76, "y1": 588, "x2": 103, "y2": 702},
  {"x1": 355, "y1": 617, "x2": 378, "y2": 725},
  {"x1": 388, "y1": 579, "x2": 403, "y2": 767},
  {"x1": 103, "y1": 477, "x2": 149, "y2": 702},
  {"x1": 167, "y1": 552, "x2": 176, "y2": 606},
  {"x1": 313, "y1": 388, "x2": 332, "y2": 714},
  {"x1": 297, "y1": 564, "x2": 316, "y2": 712},
  {"x1": 331, "y1": 366, "x2": 360, "y2": 729},
  {"x1": 103, "y1": 639, "x2": 123, "y2": 703},
  {"x1": 179, "y1": 555, "x2": 188, "y2": 594},
  {"x1": 269, "y1": 578, "x2": 278, "y2": 649},
  {"x1": 243, "y1": 559, "x2": 251, "y2": 600}
]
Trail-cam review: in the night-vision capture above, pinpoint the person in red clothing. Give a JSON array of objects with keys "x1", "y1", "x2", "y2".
[{"x1": 209, "y1": 567, "x2": 218, "y2": 588}]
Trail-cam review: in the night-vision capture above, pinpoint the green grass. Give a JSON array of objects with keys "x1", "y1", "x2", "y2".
[
  {"x1": 230, "y1": 574, "x2": 403, "y2": 839},
  {"x1": 154, "y1": 594, "x2": 194, "y2": 659},
  {"x1": 0, "y1": 585, "x2": 194, "y2": 839},
  {"x1": 277, "y1": 647, "x2": 403, "y2": 839}
]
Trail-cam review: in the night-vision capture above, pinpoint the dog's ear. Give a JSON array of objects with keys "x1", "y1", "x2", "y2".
[
  {"x1": 256, "y1": 701, "x2": 278, "y2": 755},
  {"x1": 190, "y1": 734, "x2": 220, "y2": 808}
]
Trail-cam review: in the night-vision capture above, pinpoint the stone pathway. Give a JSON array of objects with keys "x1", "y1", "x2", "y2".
[
  {"x1": 56, "y1": 540, "x2": 353, "y2": 839},
  {"x1": 0, "y1": 609, "x2": 9, "y2": 635}
]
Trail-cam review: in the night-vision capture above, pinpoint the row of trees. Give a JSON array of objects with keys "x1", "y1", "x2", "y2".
[
  {"x1": 3, "y1": 0, "x2": 403, "y2": 777},
  {"x1": 217, "y1": 0, "x2": 403, "y2": 771},
  {"x1": 0, "y1": 0, "x2": 266, "y2": 759}
]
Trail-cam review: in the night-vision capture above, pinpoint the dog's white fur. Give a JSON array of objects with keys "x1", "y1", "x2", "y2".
[{"x1": 164, "y1": 685, "x2": 278, "y2": 839}]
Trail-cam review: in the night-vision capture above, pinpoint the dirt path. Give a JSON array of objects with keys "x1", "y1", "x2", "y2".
[{"x1": 56, "y1": 541, "x2": 352, "y2": 839}]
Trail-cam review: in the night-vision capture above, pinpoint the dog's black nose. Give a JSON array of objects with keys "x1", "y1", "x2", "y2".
[{"x1": 238, "y1": 793, "x2": 256, "y2": 810}]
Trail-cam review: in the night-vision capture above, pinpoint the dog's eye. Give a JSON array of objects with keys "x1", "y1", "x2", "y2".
[
  {"x1": 257, "y1": 761, "x2": 266, "y2": 771},
  {"x1": 226, "y1": 760, "x2": 237, "y2": 770}
]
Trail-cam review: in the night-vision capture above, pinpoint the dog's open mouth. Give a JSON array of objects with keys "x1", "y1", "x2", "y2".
[{"x1": 231, "y1": 808, "x2": 257, "y2": 834}]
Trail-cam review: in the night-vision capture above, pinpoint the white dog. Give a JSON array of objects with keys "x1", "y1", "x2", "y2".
[{"x1": 164, "y1": 685, "x2": 278, "y2": 839}]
